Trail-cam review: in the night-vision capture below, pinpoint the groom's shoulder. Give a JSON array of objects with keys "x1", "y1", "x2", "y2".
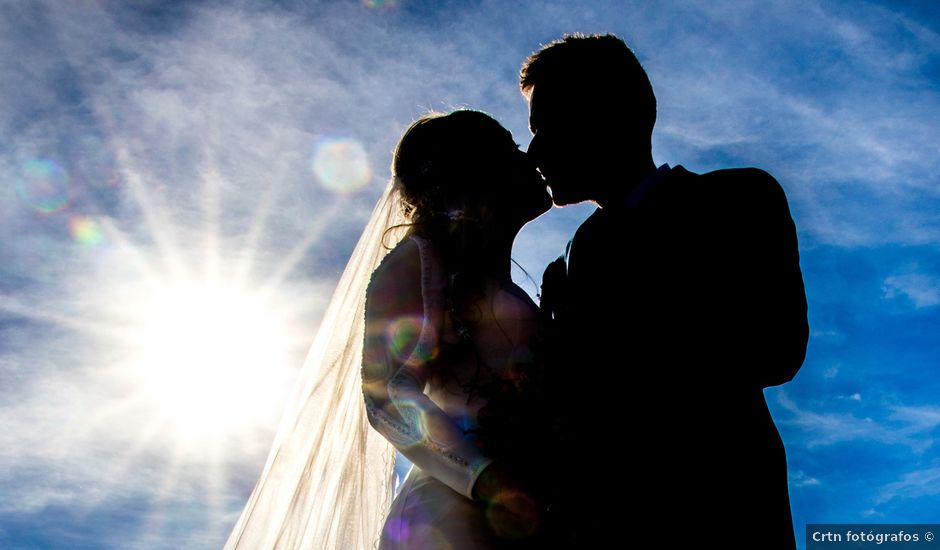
[
  {"x1": 680, "y1": 165, "x2": 787, "y2": 208},
  {"x1": 698, "y1": 166, "x2": 778, "y2": 184}
]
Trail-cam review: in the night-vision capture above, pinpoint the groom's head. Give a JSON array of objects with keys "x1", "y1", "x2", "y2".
[{"x1": 521, "y1": 34, "x2": 656, "y2": 206}]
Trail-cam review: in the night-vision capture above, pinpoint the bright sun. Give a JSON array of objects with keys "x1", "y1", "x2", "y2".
[{"x1": 129, "y1": 282, "x2": 294, "y2": 441}]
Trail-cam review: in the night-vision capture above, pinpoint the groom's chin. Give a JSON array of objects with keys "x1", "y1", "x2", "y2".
[{"x1": 550, "y1": 190, "x2": 588, "y2": 207}]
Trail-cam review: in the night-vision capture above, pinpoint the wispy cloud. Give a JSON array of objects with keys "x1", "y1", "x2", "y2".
[
  {"x1": 646, "y1": 0, "x2": 940, "y2": 248},
  {"x1": 776, "y1": 392, "x2": 938, "y2": 451},
  {"x1": 836, "y1": 392, "x2": 863, "y2": 402},
  {"x1": 883, "y1": 271, "x2": 940, "y2": 308},
  {"x1": 792, "y1": 469, "x2": 822, "y2": 487},
  {"x1": 875, "y1": 466, "x2": 940, "y2": 505}
]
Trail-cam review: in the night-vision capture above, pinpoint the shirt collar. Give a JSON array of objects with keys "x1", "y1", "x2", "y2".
[{"x1": 621, "y1": 163, "x2": 670, "y2": 209}]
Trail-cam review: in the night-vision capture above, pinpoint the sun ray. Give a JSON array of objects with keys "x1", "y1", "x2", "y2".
[
  {"x1": 230, "y1": 154, "x2": 295, "y2": 288},
  {"x1": 257, "y1": 196, "x2": 348, "y2": 299},
  {"x1": 0, "y1": 294, "x2": 118, "y2": 339},
  {"x1": 72, "y1": 409, "x2": 171, "y2": 514},
  {"x1": 132, "y1": 444, "x2": 189, "y2": 550},
  {"x1": 77, "y1": 388, "x2": 159, "y2": 437},
  {"x1": 94, "y1": 217, "x2": 164, "y2": 285},
  {"x1": 199, "y1": 116, "x2": 221, "y2": 285},
  {"x1": 205, "y1": 431, "x2": 229, "y2": 539},
  {"x1": 112, "y1": 144, "x2": 192, "y2": 282},
  {"x1": 87, "y1": 83, "x2": 193, "y2": 286}
]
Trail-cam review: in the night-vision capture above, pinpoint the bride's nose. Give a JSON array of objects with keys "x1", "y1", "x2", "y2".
[{"x1": 525, "y1": 134, "x2": 544, "y2": 170}]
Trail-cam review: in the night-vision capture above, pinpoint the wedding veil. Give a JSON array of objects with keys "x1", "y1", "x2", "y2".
[{"x1": 225, "y1": 180, "x2": 409, "y2": 549}]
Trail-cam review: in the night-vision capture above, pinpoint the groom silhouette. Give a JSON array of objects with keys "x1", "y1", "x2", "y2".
[{"x1": 524, "y1": 35, "x2": 808, "y2": 548}]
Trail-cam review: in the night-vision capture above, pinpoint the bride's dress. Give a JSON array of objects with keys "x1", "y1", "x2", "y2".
[{"x1": 364, "y1": 235, "x2": 543, "y2": 548}]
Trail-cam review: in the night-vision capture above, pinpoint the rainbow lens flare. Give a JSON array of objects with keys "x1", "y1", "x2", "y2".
[
  {"x1": 16, "y1": 159, "x2": 71, "y2": 214},
  {"x1": 391, "y1": 398, "x2": 427, "y2": 447},
  {"x1": 311, "y1": 136, "x2": 372, "y2": 194},
  {"x1": 69, "y1": 215, "x2": 105, "y2": 246},
  {"x1": 387, "y1": 315, "x2": 424, "y2": 363},
  {"x1": 363, "y1": 0, "x2": 397, "y2": 10}
]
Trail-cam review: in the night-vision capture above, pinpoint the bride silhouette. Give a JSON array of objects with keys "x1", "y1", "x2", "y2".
[{"x1": 225, "y1": 110, "x2": 553, "y2": 549}]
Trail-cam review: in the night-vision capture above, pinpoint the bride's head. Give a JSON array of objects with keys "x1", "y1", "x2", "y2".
[{"x1": 391, "y1": 110, "x2": 550, "y2": 240}]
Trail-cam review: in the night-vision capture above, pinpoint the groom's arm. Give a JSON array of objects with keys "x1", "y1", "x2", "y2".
[{"x1": 710, "y1": 168, "x2": 809, "y2": 388}]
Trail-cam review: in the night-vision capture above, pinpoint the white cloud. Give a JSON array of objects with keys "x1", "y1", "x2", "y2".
[
  {"x1": 889, "y1": 405, "x2": 940, "y2": 433},
  {"x1": 836, "y1": 392, "x2": 863, "y2": 402},
  {"x1": 883, "y1": 272, "x2": 940, "y2": 308},
  {"x1": 791, "y1": 469, "x2": 821, "y2": 487}
]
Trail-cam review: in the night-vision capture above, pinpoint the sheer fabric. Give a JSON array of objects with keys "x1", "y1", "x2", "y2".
[{"x1": 225, "y1": 180, "x2": 409, "y2": 550}]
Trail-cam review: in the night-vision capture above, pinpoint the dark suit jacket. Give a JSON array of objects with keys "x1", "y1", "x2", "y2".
[{"x1": 545, "y1": 165, "x2": 808, "y2": 548}]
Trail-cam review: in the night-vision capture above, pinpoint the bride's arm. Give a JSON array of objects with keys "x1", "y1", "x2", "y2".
[{"x1": 361, "y1": 239, "x2": 495, "y2": 500}]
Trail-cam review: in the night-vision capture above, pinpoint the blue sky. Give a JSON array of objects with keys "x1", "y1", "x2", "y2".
[{"x1": 1, "y1": 0, "x2": 938, "y2": 548}]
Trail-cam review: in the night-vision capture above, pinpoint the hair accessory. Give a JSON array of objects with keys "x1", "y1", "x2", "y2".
[{"x1": 445, "y1": 209, "x2": 481, "y2": 222}]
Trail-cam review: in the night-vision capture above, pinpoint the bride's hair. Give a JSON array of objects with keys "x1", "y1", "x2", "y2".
[
  {"x1": 389, "y1": 109, "x2": 508, "y2": 293},
  {"x1": 391, "y1": 110, "x2": 506, "y2": 226}
]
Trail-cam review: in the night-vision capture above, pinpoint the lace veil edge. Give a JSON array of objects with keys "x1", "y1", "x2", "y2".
[{"x1": 224, "y1": 179, "x2": 410, "y2": 550}]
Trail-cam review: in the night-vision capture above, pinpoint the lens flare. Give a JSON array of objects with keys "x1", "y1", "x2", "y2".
[
  {"x1": 388, "y1": 398, "x2": 429, "y2": 448},
  {"x1": 363, "y1": 0, "x2": 397, "y2": 10},
  {"x1": 382, "y1": 516, "x2": 411, "y2": 542},
  {"x1": 69, "y1": 215, "x2": 105, "y2": 246},
  {"x1": 387, "y1": 315, "x2": 439, "y2": 365},
  {"x1": 16, "y1": 159, "x2": 71, "y2": 214},
  {"x1": 311, "y1": 136, "x2": 372, "y2": 194},
  {"x1": 387, "y1": 315, "x2": 423, "y2": 362}
]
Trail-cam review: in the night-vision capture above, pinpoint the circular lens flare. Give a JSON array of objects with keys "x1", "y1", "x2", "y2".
[
  {"x1": 311, "y1": 137, "x2": 372, "y2": 194},
  {"x1": 387, "y1": 315, "x2": 423, "y2": 363},
  {"x1": 363, "y1": 0, "x2": 397, "y2": 10},
  {"x1": 16, "y1": 159, "x2": 71, "y2": 214}
]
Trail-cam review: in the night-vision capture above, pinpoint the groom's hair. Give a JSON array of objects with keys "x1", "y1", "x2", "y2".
[{"x1": 520, "y1": 33, "x2": 656, "y2": 138}]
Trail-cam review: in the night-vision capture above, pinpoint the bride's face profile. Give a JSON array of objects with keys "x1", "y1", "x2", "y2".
[
  {"x1": 393, "y1": 110, "x2": 551, "y2": 232},
  {"x1": 486, "y1": 124, "x2": 553, "y2": 226}
]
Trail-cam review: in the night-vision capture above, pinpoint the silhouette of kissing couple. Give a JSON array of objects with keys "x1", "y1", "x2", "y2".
[{"x1": 227, "y1": 33, "x2": 809, "y2": 550}]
